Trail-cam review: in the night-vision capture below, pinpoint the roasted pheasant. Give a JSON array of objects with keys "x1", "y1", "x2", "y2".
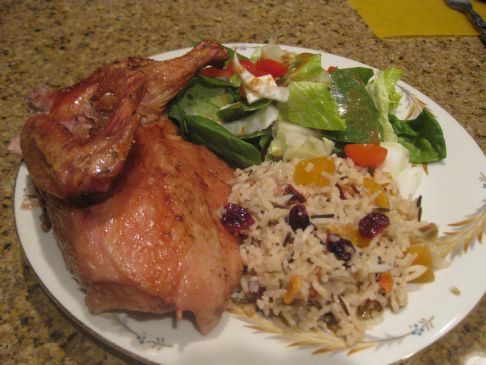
[{"x1": 20, "y1": 41, "x2": 242, "y2": 334}]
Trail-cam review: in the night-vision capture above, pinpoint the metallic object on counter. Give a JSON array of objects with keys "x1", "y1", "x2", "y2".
[{"x1": 446, "y1": 0, "x2": 486, "y2": 45}]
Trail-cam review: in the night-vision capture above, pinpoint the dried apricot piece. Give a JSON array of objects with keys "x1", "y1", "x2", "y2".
[
  {"x1": 294, "y1": 157, "x2": 336, "y2": 187},
  {"x1": 407, "y1": 244, "x2": 435, "y2": 283},
  {"x1": 363, "y1": 177, "x2": 390, "y2": 209}
]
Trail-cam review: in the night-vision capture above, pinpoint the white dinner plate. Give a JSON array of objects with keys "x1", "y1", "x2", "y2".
[{"x1": 14, "y1": 43, "x2": 486, "y2": 365}]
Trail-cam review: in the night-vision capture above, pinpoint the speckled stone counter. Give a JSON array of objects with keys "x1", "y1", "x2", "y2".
[{"x1": 1, "y1": 1, "x2": 484, "y2": 364}]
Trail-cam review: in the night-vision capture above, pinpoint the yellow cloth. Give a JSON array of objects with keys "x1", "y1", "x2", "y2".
[{"x1": 348, "y1": 0, "x2": 486, "y2": 37}]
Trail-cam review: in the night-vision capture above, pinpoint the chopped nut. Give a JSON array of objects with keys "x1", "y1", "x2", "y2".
[
  {"x1": 242, "y1": 303, "x2": 257, "y2": 316},
  {"x1": 417, "y1": 223, "x2": 439, "y2": 240},
  {"x1": 283, "y1": 276, "x2": 302, "y2": 304}
]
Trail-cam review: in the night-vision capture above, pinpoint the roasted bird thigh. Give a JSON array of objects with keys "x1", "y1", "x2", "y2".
[
  {"x1": 21, "y1": 41, "x2": 242, "y2": 334},
  {"x1": 44, "y1": 120, "x2": 241, "y2": 334}
]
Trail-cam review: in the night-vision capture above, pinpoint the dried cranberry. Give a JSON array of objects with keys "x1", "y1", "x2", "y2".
[
  {"x1": 358, "y1": 212, "x2": 390, "y2": 239},
  {"x1": 221, "y1": 203, "x2": 254, "y2": 236},
  {"x1": 249, "y1": 286, "x2": 265, "y2": 300},
  {"x1": 326, "y1": 234, "x2": 355, "y2": 261},
  {"x1": 285, "y1": 184, "x2": 306, "y2": 203},
  {"x1": 288, "y1": 204, "x2": 310, "y2": 231}
]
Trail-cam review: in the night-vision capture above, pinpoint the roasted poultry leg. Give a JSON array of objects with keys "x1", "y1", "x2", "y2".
[
  {"x1": 21, "y1": 40, "x2": 228, "y2": 199},
  {"x1": 21, "y1": 41, "x2": 242, "y2": 334}
]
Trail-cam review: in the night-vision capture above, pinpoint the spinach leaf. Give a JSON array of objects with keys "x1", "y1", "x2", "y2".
[
  {"x1": 324, "y1": 67, "x2": 382, "y2": 143},
  {"x1": 169, "y1": 75, "x2": 264, "y2": 168},
  {"x1": 182, "y1": 115, "x2": 262, "y2": 168},
  {"x1": 242, "y1": 127, "x2": 273, "y2": 150},
  {"x1": 169, "y1": 76, "x2": 239, "y2": 124},
  {"x1": 326, "y1": 67, "x2": 373, "y2": 85},
  {"x1": 198, "y1": 75, "x2": 235, "y2": 87},
  {"x1": 224, "y1": 46, "x2": 250, "y2": 61},
  {"x1": 217, "y1": 99, "x2": 271, "y2": 122},
  {"x1": 389, "y1": 108, "x2": 446, "y2": 163}
]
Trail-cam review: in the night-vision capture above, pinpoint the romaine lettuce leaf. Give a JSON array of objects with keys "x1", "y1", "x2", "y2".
[
  {"x1": 389, "y1": 108, "x2": 446, "y2": 163},
  {"x1": 222, "y1": 104, "x2": 279, "y2": 136},
  {"x1": 281, "y1": 81, "x2": 345, "y2": 131},
  {"x1": 267, "y1": 120, "x2": 334, "y2": 160},
  {"x1": 233, "y1": 55, "x2": 289, "y2": 104},
  {"x1": 259, "y1": 44, "x2": 284, "y2": 62},
  {"x1": 283, "y1": 53, "x2": 330, "y2": 84},
  {"x1": 383, "y1": 67, "x2": 403, "y2": 112},
  {"x1": 366, "y1": 69, "x2": 398, "y2": 142}
]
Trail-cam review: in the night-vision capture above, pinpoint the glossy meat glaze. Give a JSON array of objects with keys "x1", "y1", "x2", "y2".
[{"x1": 20, "y1": 41, "x2": 242, "y2": 334}]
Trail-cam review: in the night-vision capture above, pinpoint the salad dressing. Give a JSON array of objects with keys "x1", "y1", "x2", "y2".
[{"x1": 168, "y1": 44, "x2": 446, "y2": 197}]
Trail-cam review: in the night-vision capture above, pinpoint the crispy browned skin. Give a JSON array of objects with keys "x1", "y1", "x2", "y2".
[
  {"x1": 21, "y1": 41, "x2": 242, "y2": 334},
  {"x1": 21, "y1": 40, "x2": 228, "y2": 198},
  {"x1": 44, "y1": 120, "x2": 241, "y2": 334}
]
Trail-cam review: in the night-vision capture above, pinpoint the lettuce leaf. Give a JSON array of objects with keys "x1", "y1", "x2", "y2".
[
  {"x1": 283, "y1": 53, "x2": 330, "y2": 84},
  {"x1": 389, "y1": 108, "x2": 446, "y2": 163},
  {"x1": 280, "y1": 81, "x2": 345, "y2": 131},
  {"x1": 366, "y1": 68, "x2": 398, "y2": 142},
  {"x1": 267, "y1": 120, "x2": 334, "y2": 160},
  {"x1": 222, "y1": 104, "x2": 279, "y2": 136},
  {"x1": 383, "y1": 67, "x2": 403, "y2": 112}
]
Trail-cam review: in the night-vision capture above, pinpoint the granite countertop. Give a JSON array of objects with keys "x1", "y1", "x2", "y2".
[{"x1": 1, "y1": 1, "x2": 484, "y2": 364}]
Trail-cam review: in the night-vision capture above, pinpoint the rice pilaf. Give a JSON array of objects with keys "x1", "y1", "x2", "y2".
[{"x1": 227, "y1": 155, "x2": 439, "y2": 345}]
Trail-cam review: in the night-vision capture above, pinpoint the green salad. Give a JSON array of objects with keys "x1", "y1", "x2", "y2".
[{"x1": 168, "y1": 44, "x2": 446, "y2": 183}]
